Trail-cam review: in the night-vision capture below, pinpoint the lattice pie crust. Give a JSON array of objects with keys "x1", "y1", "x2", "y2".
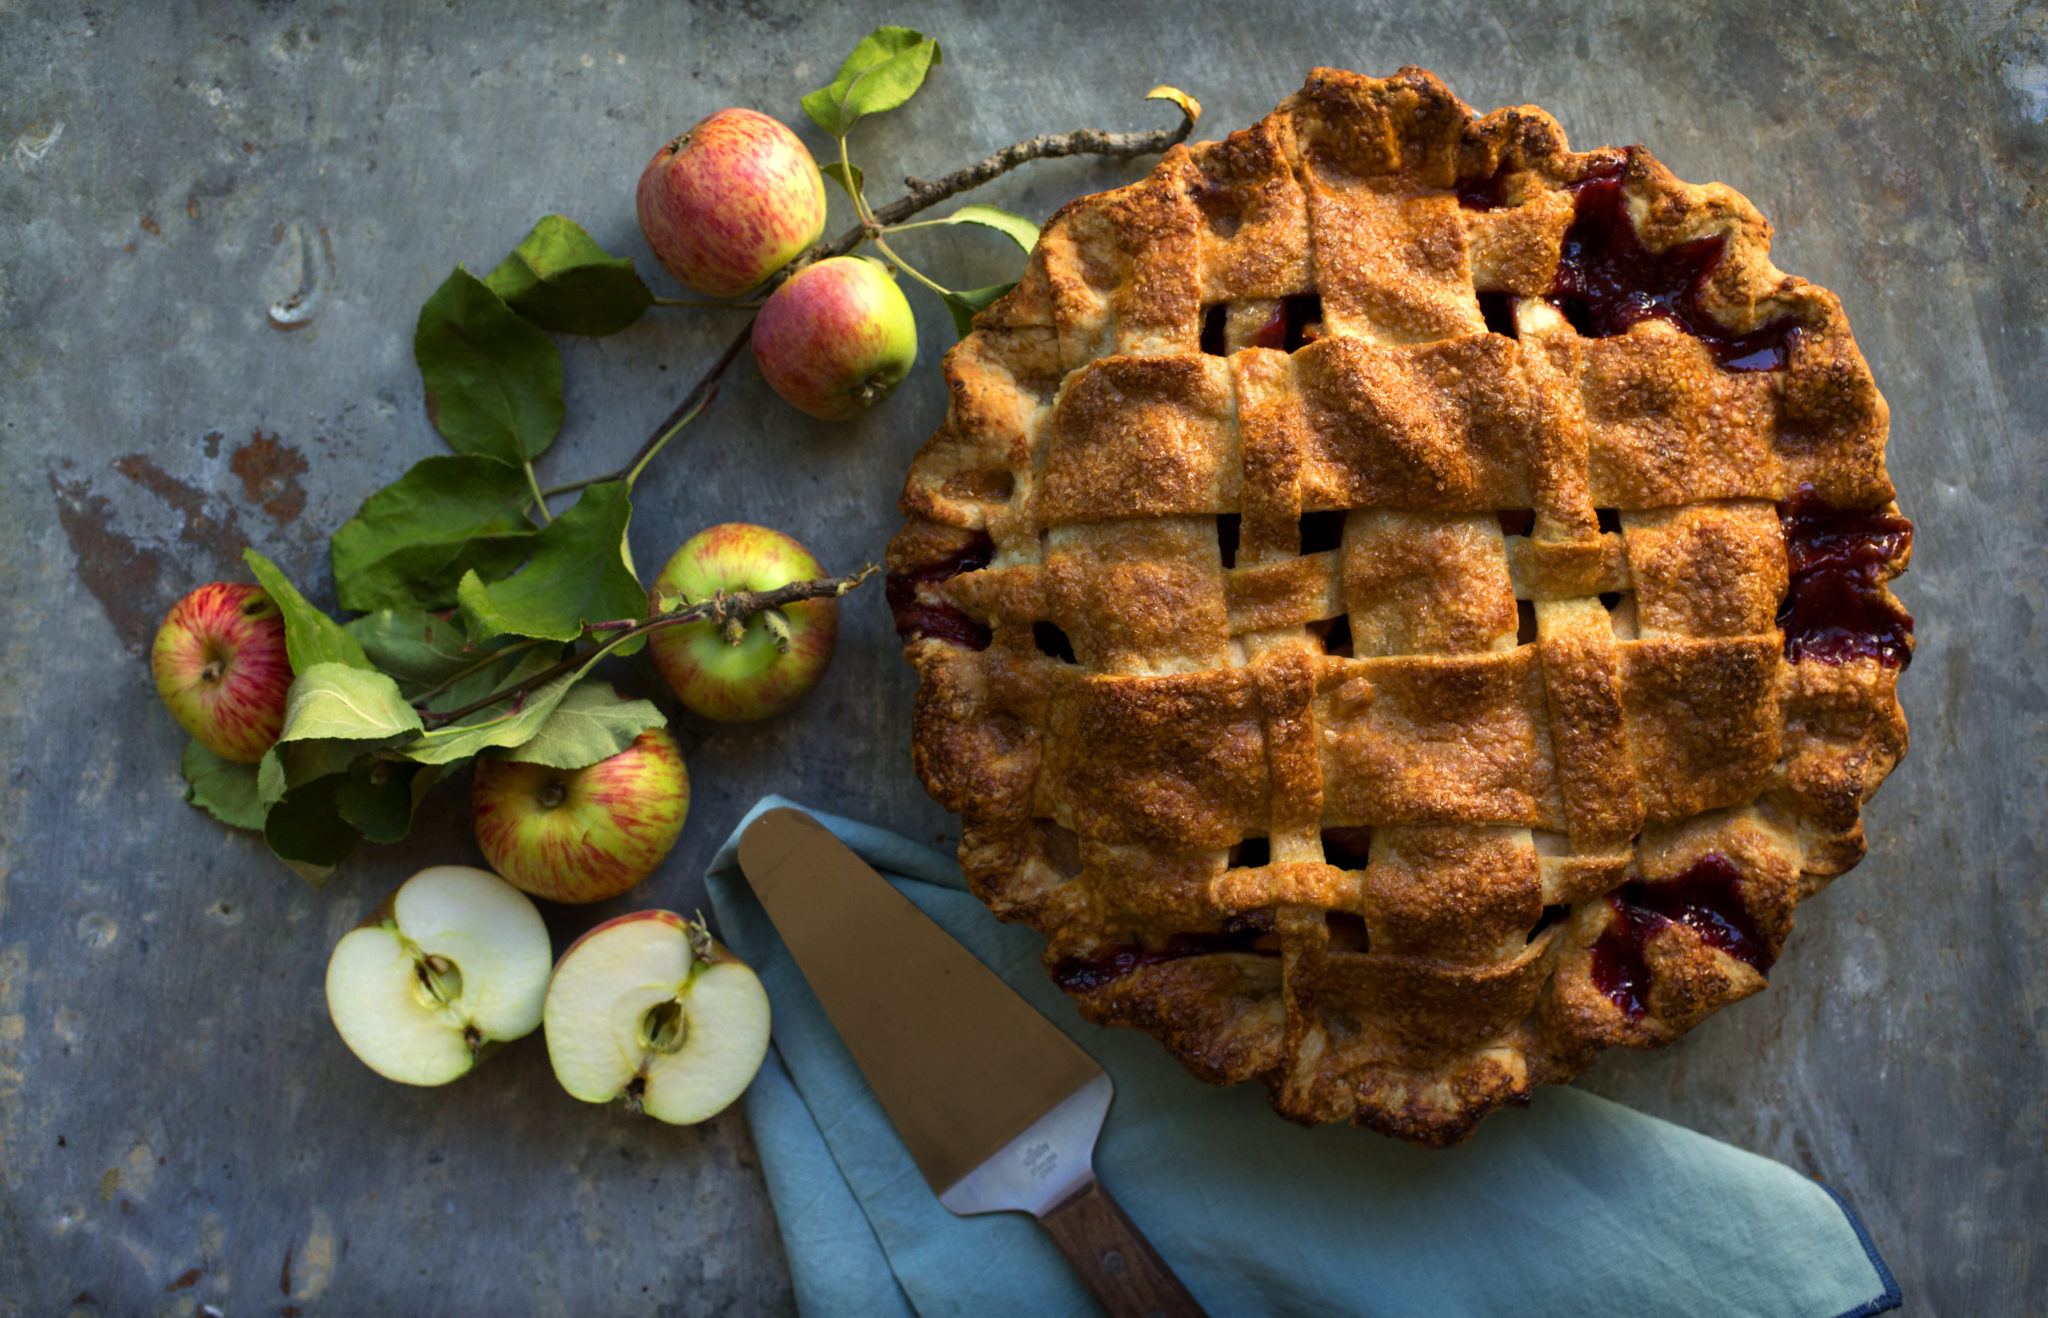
[{"x1": 886, "y1": 68, "x2": 1912, "y2": 1145}]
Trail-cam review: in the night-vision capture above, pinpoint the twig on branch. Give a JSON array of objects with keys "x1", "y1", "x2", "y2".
[
  {"x1": 603, "y1": 105, "x2": 1198, "y2": 491},
  {"x1": 418, "y1": 566, "x2": 878, "y2": 727}
]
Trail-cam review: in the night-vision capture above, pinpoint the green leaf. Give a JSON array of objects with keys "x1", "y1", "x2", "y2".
[
  {"x1": 819, "y1": 160, "x2": 864, "y2": 201},
  {"x1": 257, "y1": 748, "x2": 287, "y2": 806},
  {"x1": 403, "y1": 664, "x2": 586, "y2": 766},
  {"x1": 801, "y1": 26, "x2": 942, "y2": 137},
  {"x1": 346, "y1": 609, "x2": 494, "y2": 693},
  {"x1": 180, "y1": 740, "x2": 269, "y2": 831},
  {"x1": 940, "y1": 283, "x2": 1017, "y2": 339},
  {"x1": 456, "y1": 481, "x2": 646, "y2": 648},
  {"x1": 414, "y1": 266, "x2": 565, "y2": 464},
  {"x1": 937, "y1": 204, "x2": 1038, "y2": 253},
  {"x1": 423, "y1": 644, "x2": 561, "y2": 715},
  {"x1": 278, "y1": 663, "x2": 425, "y2": 743},
  {"x1": 243, "y1": 549, "x2": 372, "y2": 672},
  {"x1": 331, "y1": 455, "x2": 538, "y2": 612},
  {"x1": 485, "y1": 215, "x2": 653, "y2": 337},
  {"x1": 264, "y1": 774, "x2": 358, "y2": 887},
  {"x1": 335, "y1": 758, "x2": 439, "y2": 845},
  {"x1": 492, "y1": 681, "x2": 666, "y2": 771}
]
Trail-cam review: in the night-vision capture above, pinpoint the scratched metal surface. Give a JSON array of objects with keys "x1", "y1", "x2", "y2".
[{"x1": 1, "y1": 2, "x2": 2042, "y2": 1314}]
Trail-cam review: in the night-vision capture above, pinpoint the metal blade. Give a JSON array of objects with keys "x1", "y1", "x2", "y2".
[{"x1": 736, "y1": 807, "x2": 1106, "y2": 1204}]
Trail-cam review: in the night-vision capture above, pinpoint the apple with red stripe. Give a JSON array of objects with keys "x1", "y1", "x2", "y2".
[
  {"x1": 544, "y1": 910, "x2": 770, "y2": 1124},
  {"x1": 751, "y1": 255, "x2": 917, "y2": 421},
  {"x1": 151, "y1": 582, "x2": 293, "y2": 763},
  {"x1": 473, "y1": 725, "x2": 690, "y2": 904},
  {"x1": 636, "y1": 108, "x2": 827, "y2": 298},
  {"x1": 648, "y1": 524, "x2": 839, "y2": 722}
]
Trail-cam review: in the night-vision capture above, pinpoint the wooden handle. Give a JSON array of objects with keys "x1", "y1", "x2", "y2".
[{"x1": 1037, "y1": 1175, "x2": 1207, "y2": 1318}]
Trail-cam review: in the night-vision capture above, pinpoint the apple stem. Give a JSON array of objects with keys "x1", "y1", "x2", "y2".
[{"x1": 719, "y1": 613, "x2": 748, "y2": 647}]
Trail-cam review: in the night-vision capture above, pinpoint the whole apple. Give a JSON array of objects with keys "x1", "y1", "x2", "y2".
[
  {"x1": 325, "y1": 865, "x2": 553, "y2": 1086},
  {"x1": 544, "y1": 910, "x2": 770, "y2": 1125},
  {"x1": 473, "y1": 724, "x2": 689, "y2": 904},
  {"x1": 636, "y1": 108, "x2": 827, "y2": 298},
  {"x1": 751, "y1": 256, "x2": 917, "y2": 420},
  {"x1": 151, "y1": 582, "x2": 293, "y2": 763},
  {"x1": 648, "y1": 524, "x2": 839, "y2": 722}
]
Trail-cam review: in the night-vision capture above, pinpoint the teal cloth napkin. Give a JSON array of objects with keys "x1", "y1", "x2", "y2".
[{"x1": 705, "y1": 797, "x2": 1901, "y2": 1318}]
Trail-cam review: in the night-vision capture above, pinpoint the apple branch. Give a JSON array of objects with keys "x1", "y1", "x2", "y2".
[
  {"x1": 594, "y1": 102, "x2": 1199, "y2": 493},
  {"x1": 418, "y1": 566, "x2": 878, "y2": 727}
]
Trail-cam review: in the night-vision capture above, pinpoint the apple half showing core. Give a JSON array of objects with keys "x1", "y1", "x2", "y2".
[
  {"x1": 325, "y1": 866, "x2": 553, "y2": 1086},
  {"x1": 544, "y1": 911, "x2": 770, "y2": 1124}
]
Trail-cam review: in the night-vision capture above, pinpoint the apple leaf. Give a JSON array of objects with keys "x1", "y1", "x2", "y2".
[
  {"x1": 331, "y1": 455, "x2": 538, "y2": 612},
  {"x1": 264, "y1": 775, "x2": 357, "y2": 887},
  {"x1": 243, "y1": 549, "x2": 373, "y2": 672},
  {"x1": 456, "y1": 481, "x2": 646, "y2": 649},
  {"x1": 414, "y1": 266, "x2": 564, "y2": 464},
  {"x1": 180, "y1": 740, "x2": 269, "y2": 831},
  {"x1": 819, "y1": 160, "x2": 864, "y2": 201},
  {"x1": 491, "y1": 681, "x2": 666, "y2": 771},
  {"x1": 801, "y1": 26, "x2": 942, "y2": 138},
  {"x1": 335, "y1": 758, "x2": 439, "y2": 845},
  {"x1": 934, "y1": 204, "x2": 1038, "y2": 253},
  {"x1": 345, "y1": 608, "x2": 501, "y2": 695},
  {"x1": 485, "y1": 215, "x2": 653, "y2": 337},
  {"x1": 940, "y1": 283, "x2": 1017, "y2": 339},
  {"x1": 278, "y1": 663, "x2": 425, "y2": 744},
  {"x1": 402, "y1": 663, "x2": 587, "y2": 766}
]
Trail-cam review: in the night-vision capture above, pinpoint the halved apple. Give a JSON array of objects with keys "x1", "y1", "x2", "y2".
[
  {"x1": 543, "y1": 911, "x2": 770, "y2": 1124},
  {"x1": 324, "y1": 865, "x2": 553, "y2": 1086}
]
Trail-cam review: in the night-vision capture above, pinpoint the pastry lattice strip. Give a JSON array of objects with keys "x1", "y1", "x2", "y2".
[{"x1": 888, "y1": 67, "x2": 1910, "y2": 1144}]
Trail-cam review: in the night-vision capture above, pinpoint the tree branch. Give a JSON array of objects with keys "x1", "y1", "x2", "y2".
[
  {"x1": 418, "y1": 567, "x2": 878, "y2": 727},
  {"x1": 600, "y1": 104, "x2": 1198, "y2": 491}
]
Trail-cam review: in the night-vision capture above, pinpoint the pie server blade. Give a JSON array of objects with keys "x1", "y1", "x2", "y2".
[{"x1": 736, "y1": 807, "x2": 1206, "y2": 1318}]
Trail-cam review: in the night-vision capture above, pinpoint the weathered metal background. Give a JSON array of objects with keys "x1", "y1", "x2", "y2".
[{"x1": 2, "y1": 2, "x2": 2042, "y2": 1313}]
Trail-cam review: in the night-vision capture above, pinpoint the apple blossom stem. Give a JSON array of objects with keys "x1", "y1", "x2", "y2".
[
  {"x1": 587, "y1": 105, "x2": 1197, "y2": 496},
  {"x1": 545, "y1": 327, "x2": 755, "y2": 499},
  {"x1": 868, "y1": 235, "x2": 953, "y2": 299},
  {"x1": 407, "y1": 636, "x2": 550, "y2": 707},
  {"x1": 416, "y1": 567, "x2": 878, "y2": 726},
  {"x1": 522, "y1": 462, "x2": 554, "y2": 524}
]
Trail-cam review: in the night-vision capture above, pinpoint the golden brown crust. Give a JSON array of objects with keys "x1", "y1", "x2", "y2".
[{"x1": 888, "y1": 67, "x2": 1910, "y2": 1146}]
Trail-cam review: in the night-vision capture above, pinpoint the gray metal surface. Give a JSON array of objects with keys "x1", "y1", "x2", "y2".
[{"x1": 0, "y1": 2, "x2": 2039, "y2": 1314}]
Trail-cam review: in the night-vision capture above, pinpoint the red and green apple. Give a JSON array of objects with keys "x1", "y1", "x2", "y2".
[
  {"x1": 751, "y1": 256, "x2": 917, "y2": 420},
  {"x1": 472, "y1": 725, "x2": 689, "y2": 904},
  {"x1": 636, "y1": 108, "x2": 827, "y2": 298},
  {"x1": 151, "y1": 582, "x2": 293, "y2": 763},
  {"x1": 647, "y1": 524, "x2": 839, "y2": 722}
]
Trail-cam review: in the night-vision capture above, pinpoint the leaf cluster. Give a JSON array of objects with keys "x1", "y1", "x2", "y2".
[{"x1": 186, "y1": 215, "x2": 671, "y2": 883}]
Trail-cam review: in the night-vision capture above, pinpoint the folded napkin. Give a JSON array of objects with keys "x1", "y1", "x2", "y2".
[{"x1": 705, "y1": 797, "x2": 1901, "y2": 1318}]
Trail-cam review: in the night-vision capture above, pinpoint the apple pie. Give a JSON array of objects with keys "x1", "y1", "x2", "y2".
[{"x1": 886, "y1": 67, "x2": 1911, "y2": 1145}]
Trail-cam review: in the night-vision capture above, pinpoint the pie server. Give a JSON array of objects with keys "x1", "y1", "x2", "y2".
[{"x1": 737, "y1": 807, "x2": 1207, "y2": 1318}]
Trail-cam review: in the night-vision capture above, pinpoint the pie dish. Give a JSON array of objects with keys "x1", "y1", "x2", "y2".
[{"x1": 885, "y1": 67, "x2": 1912, "y2": 1146}]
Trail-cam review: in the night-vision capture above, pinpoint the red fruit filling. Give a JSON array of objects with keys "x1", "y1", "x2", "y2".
[
  {"x1": 1777, "y1": 489, "x2": 1914, "y2": 668},
  {"x1": 1590, "y1": 854, "x2": 1772, "y2": 1020},
  {"x1": 886, "y1": 532, "x2": 995, "y2": 650}
]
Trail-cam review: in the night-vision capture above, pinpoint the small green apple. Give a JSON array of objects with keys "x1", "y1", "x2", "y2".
[
  {"x1": 647, "y1": 524, "x2": 839, "y2": 722},
  {"x1": 472, "y1": 725, "x2": 690, "y2": 904},
  {"x1": 751, "y1": 256, "x2": 917, "y2": 420}
]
